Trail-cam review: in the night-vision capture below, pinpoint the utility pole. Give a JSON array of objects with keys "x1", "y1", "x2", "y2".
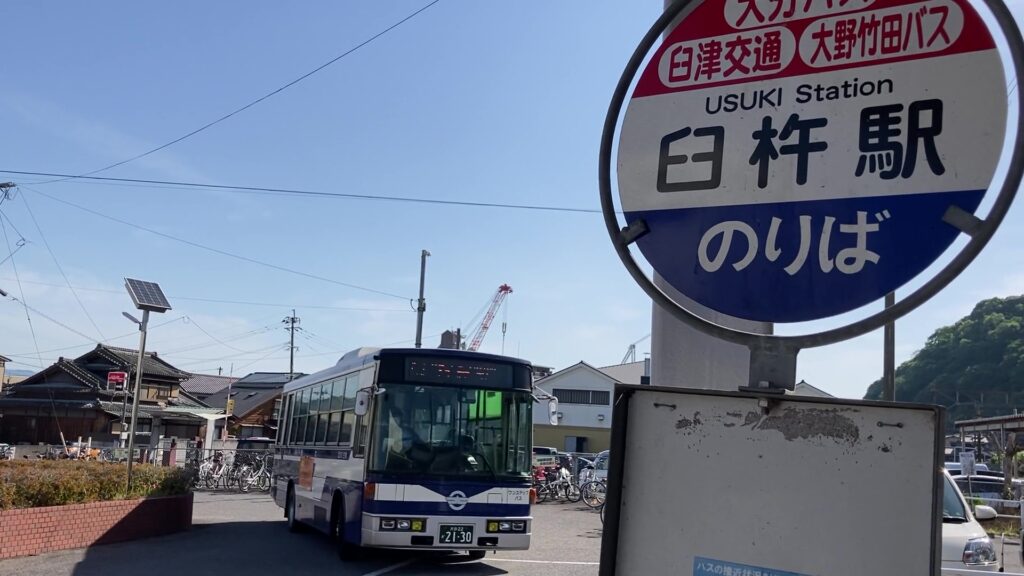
[
  {"x1": 282, "y1": 310, "x2": 300, "y2": 380},
  {"x1": 415, "y1": 250, "x2": 430, "y2": 349},
  {"x1": 883, "y1": 292, "x2": 896, "y2": 401}
]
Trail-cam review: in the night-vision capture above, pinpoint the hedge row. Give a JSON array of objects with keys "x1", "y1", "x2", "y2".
[{"x1": 0, "y1": 460, "x2": 191, "y2": 510}]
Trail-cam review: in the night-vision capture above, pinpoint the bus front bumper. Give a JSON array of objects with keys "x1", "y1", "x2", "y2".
[{"x1": 360, "y1": 514, "x2": 531, "y2": 550}]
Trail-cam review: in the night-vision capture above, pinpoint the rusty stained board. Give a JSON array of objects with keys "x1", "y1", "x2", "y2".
[{"x1": 669, "y1": 404, "x2": 904, "y2": 454}]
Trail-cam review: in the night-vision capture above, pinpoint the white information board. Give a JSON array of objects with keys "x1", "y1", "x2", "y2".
[{"x1": 600, "y1": 386, "x2": 942, "y2": 576}]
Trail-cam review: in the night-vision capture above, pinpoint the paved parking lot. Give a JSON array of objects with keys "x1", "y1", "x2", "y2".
[{"x1": 0, "y1": 492, "x2": 602, "y2": 576}]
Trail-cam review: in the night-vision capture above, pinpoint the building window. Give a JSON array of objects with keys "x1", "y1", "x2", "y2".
[
  {"x1": 552, "y1": 388, "x2": 610, "y2": 405},
  {"x1": 238, "y1": 425, "x2": 263, "y2": 439}
]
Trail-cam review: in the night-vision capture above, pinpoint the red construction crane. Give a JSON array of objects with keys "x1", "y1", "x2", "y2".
[{"x1": 467, "y1": 284, "x2": 513, "y2": 352}]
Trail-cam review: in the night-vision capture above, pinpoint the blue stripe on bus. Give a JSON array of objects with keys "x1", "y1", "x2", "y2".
[
  {"x1": 364, "y1": 476, "x2": 530, "y2": 499},
  {"x1": 364, "y1": 500, "x2": 530, "y2": 517}
]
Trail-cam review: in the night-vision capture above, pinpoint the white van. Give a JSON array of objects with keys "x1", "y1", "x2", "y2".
[{"x1": 942, "y1": 469, "x2": 1000, "y2": 573}]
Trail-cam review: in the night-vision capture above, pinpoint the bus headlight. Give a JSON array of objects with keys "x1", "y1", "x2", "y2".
[{"x1": 380, "y1": 518, "x2": 426, "y2": 532}]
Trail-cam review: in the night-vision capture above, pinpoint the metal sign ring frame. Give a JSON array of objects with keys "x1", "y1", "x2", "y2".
[{"x1": 599, "y1": 0, "x2": 1024, "y2": 355}]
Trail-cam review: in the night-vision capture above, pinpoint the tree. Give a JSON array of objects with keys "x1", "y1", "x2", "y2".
[{"x1": 864, "y1": 295, "x2": 1024, "y2": 428}]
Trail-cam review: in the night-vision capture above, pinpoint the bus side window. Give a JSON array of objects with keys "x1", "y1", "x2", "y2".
[
  {"x1": 355, "y1": 415, "x2": 368, "y2": 457},
  {"x1": 277, "y1": 394, "x2": 291, "y2": 445}
]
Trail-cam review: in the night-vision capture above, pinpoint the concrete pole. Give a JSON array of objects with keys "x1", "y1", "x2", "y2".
[
  {"x1": 125, "y1": 309, "x2": 150, "y2": 492},
  {"x1": 650, "y1": 0, "x2": 774, "y2": 391},
  {"x1": 288, "y1": 310, "x2": 296, "y2": 380},
  {"x1": 414, "y1": 249, "x2": 430, "y2": 348},
  {"x1": 883, "y1": 292, "x2": 896, "y2": 401}
]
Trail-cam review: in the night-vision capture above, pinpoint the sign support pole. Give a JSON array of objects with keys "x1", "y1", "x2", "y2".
[
  {"x1": 883, "y1": 293, "x2": 896, "y2": 401},
  {"x1": 651, "y1": 0, "x2": 772, "y2": 393},
  {"x1": 745, "y1": 339, "x2": 799, "y2": 392}
]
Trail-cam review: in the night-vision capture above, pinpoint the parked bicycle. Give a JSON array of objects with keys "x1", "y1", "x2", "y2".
[
  {"x1": 580, "y1": 478, "x2": 607, "y2": 509},
  {"x1": 533, "y1": 465, "x2": 581, "y2": 503},
  {"x1": 238, "y1": 452, "x2": 271, "y2": 493}
]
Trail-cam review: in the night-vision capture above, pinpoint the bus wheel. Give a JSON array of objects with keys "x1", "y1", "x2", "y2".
[
  {"x1": 332, "y1": 499, "x2": 362, "y2": 561},
  {"x1": 286, "y1": 486, "x2": 302, "y2": 533},
  {"x1": 467, "y1": 550, "x2": 487, "y2": 561}
]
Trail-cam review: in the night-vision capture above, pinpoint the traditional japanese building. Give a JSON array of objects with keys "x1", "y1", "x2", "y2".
[
  {"x1": 203, "y1": 372, "x2": 303, "y2": 439},
  {"x1": 0, "y1": 345, "x2": 208, "y2": 445}
]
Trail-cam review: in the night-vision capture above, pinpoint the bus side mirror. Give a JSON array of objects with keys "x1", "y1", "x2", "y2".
[
  {"x1": 354, "y1": 389, "x2": 371, "y2": 417},
  {"x1": 548, "y1": 399, "x2": 559, "y2": 426}
]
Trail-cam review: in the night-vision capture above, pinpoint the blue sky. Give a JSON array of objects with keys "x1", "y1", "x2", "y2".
[{"x1": 0, "y1": 1, "x2": 1021, "y2": 400}]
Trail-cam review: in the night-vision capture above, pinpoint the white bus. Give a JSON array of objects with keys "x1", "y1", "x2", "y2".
[{"x1": 272, "y1": 347, "x2": 556, "y2": 560}]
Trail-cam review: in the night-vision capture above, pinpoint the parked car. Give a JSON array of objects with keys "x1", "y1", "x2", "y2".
[
  {"x1": 942, "y1": 470, "x2": 1000, "y2": 573},
  {"x1": 944, "y1": 461, "x2": 990, "y2": 475},
  {"x1": 952, "y1": 474, "x2": 1024, "y2": 506},
  {"x1": 532, "y1": 446, "x2": 558, "y2": 469},
  {"x1": 588, "y1": 450, "x2": 609, "y2": 481}
]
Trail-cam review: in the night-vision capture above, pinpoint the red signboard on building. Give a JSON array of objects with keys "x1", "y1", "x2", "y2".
[{"x1": 107, "y1": 371, "x2": 128, "y2": 391}]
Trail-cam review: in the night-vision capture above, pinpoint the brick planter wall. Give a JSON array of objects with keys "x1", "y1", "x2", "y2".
[{"x1": 0, "y1": 492, "x2": 193, "y2": 559}]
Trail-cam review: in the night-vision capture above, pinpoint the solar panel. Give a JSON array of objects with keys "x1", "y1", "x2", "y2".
[{"x1": 124, "y1": 278, "x2": 172, "y2": 312}]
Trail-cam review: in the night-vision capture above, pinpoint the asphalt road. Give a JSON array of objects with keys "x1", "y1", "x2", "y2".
[{"x1": 0, "y1": 491, "x2": 602, "y2": 576}]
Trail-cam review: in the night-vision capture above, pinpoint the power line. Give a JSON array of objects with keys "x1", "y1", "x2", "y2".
[
  {"x1": 0, "y1": 210, "x2": 43, "y2": 369},
  {"x1": 0, "y1": 277, "x2": 412, "y2": 312},
  {"x1": 0, "y1": 210, "x2": 28, "y2": 242},
  {"x1": 298, "y1": 328, "x2": 347, "y2": 350},
  {"x1": 22, "y1": 185, "x2": 411, "y2": 300},
  {"x1": 2, "y1": 315, "x2": 187, "y2": 357},
  {"x1": 0, "y1": 290, "x2": 100, "y2": 344},
  {"x1": 30, "y1": 1, "x2": 443, "y2": 186},
  {"x1": 0, "y1": 236, "x2": 25, "y2": 268},
  {"x1": 232, "y1": 343, "x2": 290, "y2": 374},
  {"x1": 160, "y1": 325, "x2": 276, "y2": 355},
  {"x1": 3, "y1": 171, "x2": 603, "y2": 214},
  {"x1": 169, "y1": 342, "x2": 289, "y2": 366},
  {"x1": 184, "y1": 315, "x2": 250, "y2": 353},
  {"x1": 19, "y1": 189, "x2": 106, "y2": 340}
]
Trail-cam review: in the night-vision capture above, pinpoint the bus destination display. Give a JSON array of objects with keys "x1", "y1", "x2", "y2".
[{"x1": 404, "y1": 357, "x2": 512, "y2": 387}]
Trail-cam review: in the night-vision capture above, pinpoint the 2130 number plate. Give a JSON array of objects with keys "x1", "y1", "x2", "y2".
[{"x1": 439, "y1": 524, "x2": 474, "y2": 544}]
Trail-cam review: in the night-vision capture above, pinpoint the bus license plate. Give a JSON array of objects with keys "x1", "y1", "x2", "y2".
[{"x1": 439, "y1": 524, "x2": 474, "y2": 545}]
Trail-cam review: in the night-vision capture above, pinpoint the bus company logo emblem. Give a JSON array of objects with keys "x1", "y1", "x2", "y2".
[{"x1": 445, "y1": 490, "x2": 468, "y2": 511}]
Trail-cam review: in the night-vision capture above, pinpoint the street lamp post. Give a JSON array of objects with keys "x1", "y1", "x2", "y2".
[
  {"x1": 124, "y1": 310, "x2": 150, "y2": 489},
  {"x1": 122, "y1": 278, "x2": 171, "y2": 493}
]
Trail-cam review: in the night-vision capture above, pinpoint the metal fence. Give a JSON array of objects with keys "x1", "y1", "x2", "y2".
[{"x1": 184, "y1": 448, "x2": 273, "y2": 493}]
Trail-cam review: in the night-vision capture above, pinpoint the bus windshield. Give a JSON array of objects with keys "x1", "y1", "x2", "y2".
[{"x1": 368, "y1": 383, "x2": 532, "y2": 481}]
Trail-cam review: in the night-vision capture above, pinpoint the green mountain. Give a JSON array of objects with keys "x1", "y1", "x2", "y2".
[{"x1": 864, "y1": 295, "x2": 1024, "y2": 427}]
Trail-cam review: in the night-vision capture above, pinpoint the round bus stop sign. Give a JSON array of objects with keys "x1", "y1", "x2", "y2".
[{"x1": 617, "y1": 0, "x2": 1008, "y2": 323}]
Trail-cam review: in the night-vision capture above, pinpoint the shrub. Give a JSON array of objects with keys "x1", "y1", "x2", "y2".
[{"x1": 0, "y1": 461, "x2": 192, "y2": 510}]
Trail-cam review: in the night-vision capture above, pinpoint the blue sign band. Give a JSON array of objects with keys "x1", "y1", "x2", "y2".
[{"x1": 628, "y1": 189, "x2": 984, "y2": 322}]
